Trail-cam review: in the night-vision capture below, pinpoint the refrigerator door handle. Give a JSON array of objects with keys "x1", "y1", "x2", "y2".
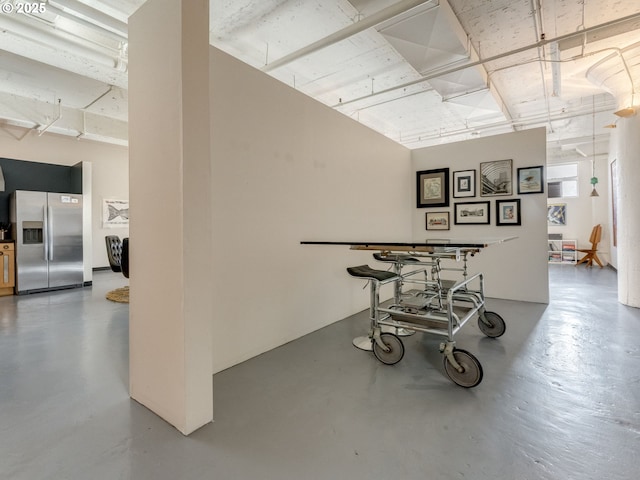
[
  {"x1": 43, "y1": 206, "x2": 49, "y2": 261},
  {"x1": 47, "y1": 205, "x2": 54, "y2": 261}
]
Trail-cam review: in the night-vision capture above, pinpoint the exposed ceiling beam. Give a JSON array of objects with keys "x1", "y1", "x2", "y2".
[
  {"x1": 48, "y1": 0, "x2": 128, "y2": 37},
  {"x1": 400, "y1": 95, "x2": 618, "y2": 146},
  {"x1": 45, "y1": 4, "x2": 128, "y2": 43},
  {"x1": 0, "y1": 91, "x2": 128, "y2": 145},
  {"x1": 262, "y1": 0, "x2": 438, "y2": 72},
  {"x1": 334, "y1": 11, "x2": 640, "y2": 107},
  {"x1": 0, "y1": 18, "x2": 128, "y2": 88}
]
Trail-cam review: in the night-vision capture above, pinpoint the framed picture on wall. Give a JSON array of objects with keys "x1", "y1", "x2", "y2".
[
  {"x1": 454, "y1": 201, "x2": 490, "y2": 225},
  {"x1": 453, "y1": 169, "x2": 476, "y2": 198},
  {"x1": 517, "y1": 166, "x2": 544, "y2": 194},
  {"x1": 426, "y1": 211, "x2": 450, "y2": 230},
  {"x1": 496, "y1": 199, "x2": 521, "y2": 226},
  {"x1": 480, "y1": 159, "x2": 513, "y2": 196},
  {"x1": 416, "y1": 168, "x2": 449, "y2": 208},
  {"x1": 547, "y1": 203, "x2": 566, "y2": 226},
  {"x1": 102, "y1": 198, "x2": 129, "y2": 228}
]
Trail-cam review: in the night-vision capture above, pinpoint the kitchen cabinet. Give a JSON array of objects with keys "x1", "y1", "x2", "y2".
[{"x1": 0, "y1": 242, "x2": 15, "y2": 295}]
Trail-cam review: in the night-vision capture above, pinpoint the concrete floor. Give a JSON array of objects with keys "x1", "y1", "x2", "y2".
[{"x1": 0, "y1": 266, "x2": 638, "y2": 479}]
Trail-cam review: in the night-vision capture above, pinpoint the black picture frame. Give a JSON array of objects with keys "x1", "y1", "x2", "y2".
[
  {"x1": 416, "y1": 168, "x2": 449, "y2": 208},
  {"x1": 453, "y1": 169, "x2": 476, "y2": 198},
  {"x1": 517, "y1": 166, "x2": 544, "y2": 194},
  {"x1": 426, "y1": 211, "x2": 450, "y2": 230},
  {"x1": 480, "y1": 159, "x2": 513, "y2": 196},
  {"x1": 454, "y1": 201, "x2": 490, "y2": 225},
  {"x1": 496, "y1": 199, "x2": 521, "y2": 226}
]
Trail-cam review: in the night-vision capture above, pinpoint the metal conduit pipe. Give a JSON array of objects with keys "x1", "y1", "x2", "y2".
[
  {"x1": 400, "y1": 97, "x2": 618, "y2": 144},
  {"x1": 38, "y1": 99, "x2": 62, "y2": 136},
  {"x1": 81, "y1": 85, "x2": 115, "y2": 110},
  {"x1": 43, "y1": 4, "x2": 128, "y2": 44},
  {"x1": 332, "y1": 56, "x2": 465, "y2": 109},
  {"x1": 262, "y1": 0, "x2": 438, "y2": 72},
  {"x1": 586, "y1": 46, "x2": 638, "y2": 107},
  {"x1": 333, "y1": 11, "x2": 640, "y2": 108},
  {"x1": 1, "y1": 6, "x2": 123, "y2": 56},
  {"x1": 48, "y1": 0, "x2": 128, "y2": 37},
  {"x1": 0, "y1": 15, "x2": 119, "y2": 68},
  {"x1": 334, "y1": 85, "x2": 435, "y2": 110},
  {"x1": 530, "y1": 0, "x2": 554, "y2": 133}
]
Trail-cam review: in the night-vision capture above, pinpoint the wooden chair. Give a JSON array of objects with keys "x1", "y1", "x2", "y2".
[{"x1": 576, "y1": 224, "x2": 603, "y2": 267}]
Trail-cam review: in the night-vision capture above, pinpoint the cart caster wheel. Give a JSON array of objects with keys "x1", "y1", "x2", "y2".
[
  {"x1": 478, "y1": 311, "x2": 506, "y2": 338},
  {"x1": 443, "y1": 348, "x2": 483, "y2": 388},
  {"x1": 373, "y1": 333, "x2": 404, "y2": 365}
]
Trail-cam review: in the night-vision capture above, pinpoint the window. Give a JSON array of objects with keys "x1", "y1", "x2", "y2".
[{"x1": 547, "y1": 163, "x2": 578, "y2": 198}]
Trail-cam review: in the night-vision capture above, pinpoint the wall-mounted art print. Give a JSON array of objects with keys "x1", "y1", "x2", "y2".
[
  {"x1": 480, "y1": 159, "x2": 513, "y2": 196},
  {"x1": 547, "y1": 203, "x2": 566, "y2": 226},
  {"x1": 454, "y1": 201, "x2": 490, "y2": 225},
  {"x1": 416, "y1": 168, "x2": 449, "y2": 208},
  {"x1": 517, "y1": 166, "x2": 544, "y2": 194},
  {"x1": 426, "y1": 211, "x2": 450, "y2": 231},
  {"x1": 496, "y1": 199, "x2": 521, "y2": 226},
  {"x1": 453, "y1": 169, "x2": 476, "y2": 198},
  {"x1": 103, "y1": 198, "x2": 129, "y2": 228}
]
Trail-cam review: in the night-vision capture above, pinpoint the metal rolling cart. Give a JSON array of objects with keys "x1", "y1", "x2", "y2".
[{"x1": 301, "y1": 238, "x2": 514, "y2": 388}]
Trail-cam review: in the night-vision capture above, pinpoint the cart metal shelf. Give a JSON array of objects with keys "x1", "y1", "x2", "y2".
[{"x1": 301, "y1": 238, "x2": 514, "y2": 387}]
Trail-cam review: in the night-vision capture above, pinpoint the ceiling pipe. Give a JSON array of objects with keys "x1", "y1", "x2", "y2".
[
  {"x1": 334, "y1": 11, "x2": 640, "y2": 108},
  {"x1": 262, "y1": 0, "x2": 438, "y2": 72},
  {"x1": 81, "y1": 85, "x2": 114, "y2": 110},
  {"x1": 529, "y1": 0, "x2": 555, "y2": 134},
  {"x1": 0, "y1": 15, "x2": 120, "y2": 67},
  {"x1": 76, "y1": 111, "x2": 87, "y2": 140},
  {"x1": 19, "y1": 5, "x2": 126, "y2": 56},
  {"x1": 399, "y1": 96, "x2": 617, "y2": 145},
  {"x1": 0, "y1": 19, "x2": 128, "y2": 88},
  {"x1": 44, "y1": 3, "x2": 128, "y2": 43},
  {"x1": 38, "y1": 99, "x2": 62, "y2": 136},
  {"x1": 17, "y1": 127, "x2": 37, "y2": 141},
  {"x1": 585, "y1": 44, "x2": 638, "y2": 115},
  {"x1": 340, "y1": 86, "x2": 437, "y2": 113},
  {"x1": 48, "y1": 0, "x2": 128, "y2": 37}
]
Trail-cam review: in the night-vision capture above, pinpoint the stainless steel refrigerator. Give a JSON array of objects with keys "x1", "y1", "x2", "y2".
[{"x1": 10, "y1": 190, "x2": 84, "y2": 294}]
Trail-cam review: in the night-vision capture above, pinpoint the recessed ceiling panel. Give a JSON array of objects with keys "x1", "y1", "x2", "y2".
[
  {"x1": 379, "y1": 5, "x2": 469, "y2": 73},
  {"x1": 428, "y1": 67, "x2": 488, "y2": 98}
]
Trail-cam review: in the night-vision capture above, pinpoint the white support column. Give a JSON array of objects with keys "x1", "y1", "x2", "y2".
[
  {"x1": 615, "y1": 114, "x2": 640, "y2": 308},
  {"x1": 128, "y1": 0, "x2": 213, "y2": 434}
]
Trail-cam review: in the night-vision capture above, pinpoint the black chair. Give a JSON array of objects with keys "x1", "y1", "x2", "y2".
[
  {"x1": 121, "y1": 238, "x2": 129, "y2": 279},
  {"x1": 105, "y1": 235, "x2": 123, "y2": 273}
]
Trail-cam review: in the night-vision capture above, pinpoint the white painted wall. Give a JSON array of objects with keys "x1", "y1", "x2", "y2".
[
  {"x1": 89, "y1": 154, "x2": 130, "y2": 268},
  {"x1": 608, "y1": 155, "x2": 618, "y2": 269},
  {"x1": 608, "y1": 114, "x2": 640, "y2": 307},
  {"x1": 129, "y1": 0, "x2": 213, "y2": 434},
  {"x1": 210, "y1": 47, "x2": 412, "y2": 373},
  {"x1": 411, "y1": 128, "x2": 549, "y2": 303},
  {"x1": 0, "y1": 125, "x2": 129, "y2": 269}
]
